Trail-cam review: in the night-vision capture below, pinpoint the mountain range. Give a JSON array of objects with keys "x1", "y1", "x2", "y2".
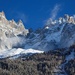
[
  {"x1": 0, "y1": 11, "x2": 74, "y2": 75},
  {"x1": 0, "y1": 11, "x2": 75, "y2": 58}
]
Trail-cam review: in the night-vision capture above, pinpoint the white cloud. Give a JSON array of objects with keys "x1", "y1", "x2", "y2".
[
  {"x1": 46, "y1": 4, "x2": 61, "y2": 25},
  {"x1": 51, "y1": 4, "x2": 60, "y2": 20}
]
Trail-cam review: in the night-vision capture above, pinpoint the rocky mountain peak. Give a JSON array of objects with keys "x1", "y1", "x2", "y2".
[
  {"x1": 0, "y1": 11, "x2": 5, "y2": 18},
  {"x1": 0, "y1": 11, "x2": 8, "y2": 24},
  {"x1": 0, "y1": 11, "x2": 29, "y2": 50},
  {"x1": 63, "y1": 14, "x2": 75, "y2": 24},
  {"x1": 18, "y1": 20, "x2": 23, "y2": 24},
  {"x1": 64, "y1": 14, "x2": 69, "y2": 20},
  {"x1": 17, "y1": 20, "x2": 24, "y2": 26},
  {"x1": 10, "y1": 19, "x2": 17, "y2": 25},
  {"x1": 0, "y1": 11, "x2": 29, "y2": 35},
  {"x1": 46, "y1": 15, "x2": 75, "y2": 27}
]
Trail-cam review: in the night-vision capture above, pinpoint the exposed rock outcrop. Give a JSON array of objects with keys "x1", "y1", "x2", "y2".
[{"x1": 0, "y1": 11, "x2": 29, "y2": 50}]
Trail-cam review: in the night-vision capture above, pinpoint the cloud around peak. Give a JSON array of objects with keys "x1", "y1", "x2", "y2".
[
  {"x1": 46, "y1": 4, "x2": 61, "y2": 25},
  {"x1": 51, "y1": 4, "x2": 61, "y2": 20}
]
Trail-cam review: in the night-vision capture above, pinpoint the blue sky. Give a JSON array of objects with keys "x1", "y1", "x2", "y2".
[{"x1": 0, "y1": 0, "x2": 75, "y2": 30}]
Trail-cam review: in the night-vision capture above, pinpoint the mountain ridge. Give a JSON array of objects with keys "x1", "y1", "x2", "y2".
[
  {"x1": 0, "y1": 11, "x2": 75, "y2": 75},
  {"x1": 0, "y1": 11, "x2": 75, "y2": 58}
]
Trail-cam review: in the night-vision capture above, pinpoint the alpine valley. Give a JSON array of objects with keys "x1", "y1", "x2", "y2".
[{"x1": 0, "y1": 11, "x2": 74, "y2": 75}]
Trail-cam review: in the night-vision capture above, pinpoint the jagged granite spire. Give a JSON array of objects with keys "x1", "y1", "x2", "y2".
[
  {"x1": 0, "y1": 11, "x2": 8, "y2": 24},
  {"x1": 46, "y1": 14, "x2": 75, "y2": 27},
  {"x1": 0, "y1": 11, "x2": 5, "y2": 17},
  {"x1": 0, "y1": 11, "x2": 29, "y2": 50},
  {"x1": 0, "y1": 11, "x2": 29, "y2": 35}
]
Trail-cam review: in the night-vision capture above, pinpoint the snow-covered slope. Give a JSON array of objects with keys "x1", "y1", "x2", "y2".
[
  {"x1": 24, "y1": 15, "x2": 75, "y2": 51},
  {"x1": 0, "y1": 48, "x2": 44, "y2": 58}
]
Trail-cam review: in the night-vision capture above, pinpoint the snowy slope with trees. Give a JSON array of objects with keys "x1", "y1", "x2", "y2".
[{"x1": 0, "y1": 11, "x2": 75, "y2": 59}]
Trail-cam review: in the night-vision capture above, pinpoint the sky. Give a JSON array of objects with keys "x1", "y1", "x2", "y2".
[{"x1": 0, "y1": 0, "x2": 75, "y2": 30}]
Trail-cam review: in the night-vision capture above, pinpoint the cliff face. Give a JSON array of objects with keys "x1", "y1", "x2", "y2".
[
  {"x1": 24, "y1": 14, "x2": 75, "y2": 51},
  {"x1": 0, "y1": 11, "x2": 29, "y2": 36},
  {"x1": 0, "y1": 11, "x2": 29, "y2": 50}
]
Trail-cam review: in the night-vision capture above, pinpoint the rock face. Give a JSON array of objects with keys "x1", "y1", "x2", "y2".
[
  {"x1": 0, "y1": 11, "x2": 29, "y2": 50},
  {"x1": 25, "y1": 14, "x2": 75, "y2": 51}
]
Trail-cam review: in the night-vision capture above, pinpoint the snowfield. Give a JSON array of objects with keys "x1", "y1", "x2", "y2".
[{"x1": 0, "y1": 48, "x2": 44, "y2": 58}]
